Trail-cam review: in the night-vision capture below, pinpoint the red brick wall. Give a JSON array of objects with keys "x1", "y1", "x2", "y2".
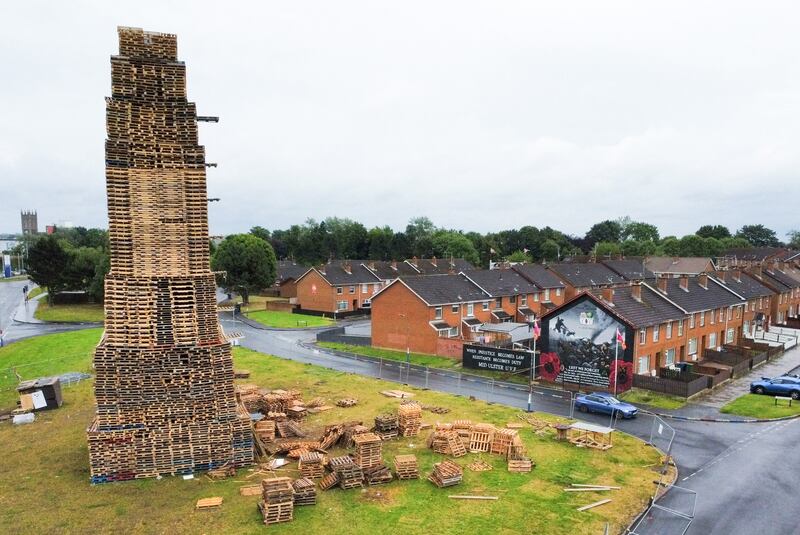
[
  {"x1": 372, "y1": 282, "x2": 439, "y2": 354},
  {"x1": 279, "y1": 281, "x2": 297, "y2": 298},
  {"x1": 632, "y1": 320, "x2": 689, "y2": 374},
  {"x1": 296, "y1": 270, "x2": 337, "y2": 313}
]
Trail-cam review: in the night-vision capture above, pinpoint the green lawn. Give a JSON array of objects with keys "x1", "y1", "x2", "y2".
[
  {"x1": 0, "y1": 330, "x2": 664, "y2": 534},
  {"x1": 720, "y1": 393, "x2": 800, "y2": 419},
  {"x1": 619, "y1": 388, "x2": 687, "y2": 410},
  {"x1": 34, "y1": 302, "x2": 104, "y2": 323},
  {"x1": 0, "y1": 328, "x2": 102, "y2": 406},
  {"x1": 245, "y1": 309, "x2": 333, "y2": 328},
  {"x1": 317, "y1": 342, "x2": 529, "y2": 384},
  {"x1": 0, "y1": 275, "x2": 28, "y2": 282}
]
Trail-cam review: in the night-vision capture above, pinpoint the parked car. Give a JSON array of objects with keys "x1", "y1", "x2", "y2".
[
  {"x1": 781, "y1": 373, "x2": 800, "y2": 379},
  {"x1": 574, "y1": 392, "x2": 638, "y2": 419},
  {"x1": 750, "y1": 377, "x2": 800, "y2": 399}
]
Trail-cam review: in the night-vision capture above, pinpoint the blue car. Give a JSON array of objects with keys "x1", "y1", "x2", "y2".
[
  {"x1": 575, "y1": 392, "x2": 638, "y2": 419},
  {"x1": 750, "y1": 376, "x2": 800, "y2": 399}
]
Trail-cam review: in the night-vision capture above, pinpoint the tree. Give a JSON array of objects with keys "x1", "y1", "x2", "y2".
[
  {"x1": 64, "y1": 247, "x2": 107, "y2": 299},
  {"x1": 506, "y1": 250, "x2": 532, "y2": 263},
  {"x1": 696, "y1": 225, "x2": 731, "y2": 240},
  {"x1": 389, "y1": 232, "x2": 412, "y2": 260},
  {"x1": 211, "y1": 234, "x2": 277, "y2": 304},
  {"x1": 367, "y1": 226, "x2": 394, "y2": 260},
  {"x1": 250, "y1": 226, "x2": 271, "y2": 243},
  {"x1": 430, "y1": 231, "x2": 480, "y2": 266},
  {"x1": 621, "y1": 221, "x2": 659, "y2": 243},
  {"x1": 786, "y1": 230, "x2": 800, "y2": 249},
  {"x1": 621, "y1": 239, "x2": 658, "y2": 257},
  {"x1": 661, "y1": 237, "x2": 681, "y2": 256},
  {"x1": 584, "y1": 220, "x2": 622, "y2": 248},
  {"x1": 594, "y1": 242, "x2": 622, "y2": 258},
  {"x1": 735, "y1": 225, "x2": 780, "y2": 247},
  {"x1": 678, "y1": 235, "x2": 708, "y2": 257},
  {"x1": 540, "y1": 239, "x2": 560, "y2": 262},
  {"x1": 406, "y1": 217, "x2": 436, "y2": 257},
  {"x1": 26, "y1": 235, "x2": 71, "y2": 302},
  {"x1": 720, "y1": 236, "x2": 750, "y2": 250}
]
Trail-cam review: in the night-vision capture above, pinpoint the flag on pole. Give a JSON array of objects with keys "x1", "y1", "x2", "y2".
[
  {"x1": 533, "y1": 319, "x2": 541, "y2": 340},
  {"x1": 615, "y1": 328, "x2": 626, "y2": 350},
  {"x1": 490, "y1": 247, "x2": 496, "y2": 255}
]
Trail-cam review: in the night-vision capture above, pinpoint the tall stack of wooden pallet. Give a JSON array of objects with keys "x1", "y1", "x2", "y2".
[
  {"x1": 398, "y1": 402, "x2": 422, "y2": 437},
  {"x1": 259, "y1": 477, "x2": 294, "y2": 525},
  {"x1": 86, "y1": 27, "x2": 253, "y2": 483},
  {"x1": 394, "y1": 455, "x2": 419, "y2": 480},
  {"x1": 298, "y1": 452, "x2": 324, "y2": 479},
  {"x1": 292, "y1": 477, "x2": 317, "y2": 506},
  {"x1": 374, "y1": 413, "x2": 399, "y2": 440},
  {"x1": 352, "y1": 432, "x2": 383, "y2": 470}
]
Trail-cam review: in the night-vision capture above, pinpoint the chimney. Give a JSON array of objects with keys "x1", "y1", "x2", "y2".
[
  {"x1": 679, "y1": 275, "x2": 689, "y2": 292},
  {"x1": 410, "y1": 256, "x2": 418, "y2": 267},
  {"x1": 368, "y1": 261, "x2": 376, "y2": 271},
  {"x1": 657, "y1": 275, "x2": 669, "y2": 294},
  {"x1": 391, "y1": 260, "x2": 398, "y2": 271},
  {"x1": 431, "y1": 256, "x2": 438, "y2": 267},
  {"x1": 343, "y1": 262, "x2": 352, "y2": 275},
  {"x1": 631, "y1": 281, "x2": 642, "y2": 302},
  {"x1": 716, "y1": 270, "x2": 727, "y2": 283},
  {"x1": 751, "y1": 264, "x2": 762, "y2": 279},
  {"x1": 779, "y1": 261, "x2": 787, "y2": 272},
  {"x1": 698, "y1": 273, "x2": 708, "y2": 289},
  {"x1": 601, "y1": 287, "x2": 614, "y2": 304},
  {"x1": 732, "y1": 268, "x2": 741, "y2": 282}
]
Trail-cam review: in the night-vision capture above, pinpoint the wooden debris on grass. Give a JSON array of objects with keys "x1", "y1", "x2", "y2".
[
  {"x1": 239, "y1": 485, "x2": 262, "y2": 496},
  {"x1": 507, "y1": 458, "x2": 534, "y2": 473},
  {"x1": 336, "y1": 398, "x2": 358, "y2": 408},
  {"x1": 467, "y1": 459, "x2": 493, "y2": 472},
  {"x1": 398, "y1": 401, "x2": 423, "y2": 437},
  {"x1": 577, "y1": 499, "x2": 612, "y2": 512},
  {"x1": 196, "y1": 497, "x2": 223, "y2": 510},
  {"x1": 233, "y1": 370, "x2": 250, "y2": 379},
  {"x1": 381, "y1": 390, "x2": 415, "y2": 399},
  {"x1": 298, "y1": 452, "x2": 325, "y2": 479},
  {"x1": 319, "y1": 472, "x2": 340, "y2": 491},
  {"x1": 364, "y1": 463, "x2": 393, "y2": 486},
  {"x1": 422, "y1": 405, "x2": 450, "y2": 414},
  {"x1": 469, "y1": 423, "x2": 495, "y2": 453},
  {"x1": 276, "y1": 420, "x2": 305, "y2": 439},
  {"x1": 448, "y1": 495, "x2": 498, "y2": 500},
  {"x1": 428, "y1": 460, "x2": 463, "y2": 488},
  {"x1": 292, "y1": 477, "x2": 317, "y2": 506},
  {"x1": 207, "y1": 462, "x2": 236, "y2": 480}
]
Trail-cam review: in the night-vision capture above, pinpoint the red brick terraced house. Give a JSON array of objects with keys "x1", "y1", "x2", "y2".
[
  {"x1": 645, "y1": 257, "x2": 715, "y2": 277},
  {"x1": 460, "y1": 269, "x2": 541, "y2": 323},
  {"x1": 510, "y1": 263, "x2": 567, "y2": 314},
  {"x1": 713, "y1": 268, "x2": 775, "y2": 337},
  {"x1": 650, "y1": 274, "x2": 746, "y2": 362},
  {"x1": 749, "y1": 263, "x2": 800, "y2": 324},
  {"x1": 275, "y1": 260, "x2": 310, "y2": 298},
  {"x1": 294, "y1": 261, "x2": 382, "y2": 316},
  {"x1": 370, "y1": 274, "x2": 491, "y2": 356},
  {"x1": 547, "y1": 262, "x2": 627, "y2": 300}
]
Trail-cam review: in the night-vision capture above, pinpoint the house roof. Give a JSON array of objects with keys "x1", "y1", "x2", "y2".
[
  {"x1": 548, "y1": 262, "x2": 625, "y2": 288},
  {"x1": 396, "y1": 274, "x2": 490, "y2": 306},
  {"x1": 723, "y1": 247, "x2": 787, "y2": 262},
  {"x1": 306, "y1": 260, "x2": 382, "y2": 285},
  {"x1": 761, "y1": 266, "x2": 800, "y2": 290},
  {"x1": 362, "y1": 260, "x2": 420, "y2": 280},
  {"x1": 460, "y1": 269, "x2": 539, "y2": 297},
  {"x1": 714, "y1": 271, "x2": 775, "y2": 300},
  {"x1": 645, "y1": 257, "x2": 714, "y2": 275},
  {"x1": 405, "y1": 258, "x2": 475, "y2": 275},
  {"x1": 602, "y1": 258, "x2": 654, "y2": 280},
  {"x1": 276, "y1": 260, "x2": 310, "y2": 283},
  {"x1": 650, "y1": 276, "x2": 744, "y2": 312},
  {"x1": 594, "y1": 285, "x2": 686, "y2": 329},
  {"x1": 511, "y1": 263, "x2": 565, "y2": 289}
]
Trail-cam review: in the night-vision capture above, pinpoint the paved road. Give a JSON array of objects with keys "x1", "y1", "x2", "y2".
[{"x1": 226, "y1": 316, "x2": 800, "y2": 535}]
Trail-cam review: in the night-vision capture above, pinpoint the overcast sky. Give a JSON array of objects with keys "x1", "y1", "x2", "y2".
[{"x1": 2, "y1": 1, "x2": 799, "y2": 239}]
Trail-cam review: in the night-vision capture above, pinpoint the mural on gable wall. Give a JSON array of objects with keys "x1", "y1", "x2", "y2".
[{"x1": 540, "y1": 294, "x2": 634, "y2": 392}]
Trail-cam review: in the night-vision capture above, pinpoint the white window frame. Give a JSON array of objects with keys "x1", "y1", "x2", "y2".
[
  {"x1": 710, "y1": 310, "x2": 715, "y2": 325},
  {"x1": 544, "y1": 289, "x2": 551, "y2": 302},
  {"x1": 361, "y1": 284, "x2": 368, "y2": 293},
  {"x1": 467, "y1": 303, "x2": 474, "y2": 317},
  {"x1": 666, "y1": 322, "x2": 673, "y2": 339},
  {"x1": 688, "y1": 338, "x2": 697, "y2": 355},
  {"x1": 452, "y1": 304, "x2": 460, "y2": 314},
  {"x1": 653, "y1": 325, "x2": 660, "y2": 343},
  {"x1": 434, "y1": 307, "x2": 442, "y2": 319},
  {"x1": 336, "y1": 300, "x2": 348, "y2": 311},
  {"x1": 677, "y1": 319, "x2": 684, "y2": 336},
  {"x1": 349, "y1": 286, "x2": 355, "y2": 294},
  {"x1": 509, "y1": 295, "x2": 517, "y2": 304},
  {"x1": 521, "y1": 295, "x2": 527, "y2": 306},
  {"x1": 534, "y1": 293, "x2": 540, "y2": 302},
  {"x1": 449, "y1": 326, "x2": 458, "y2": 337},
  {"x1": 336, "y1": 286, "x2": 343, "y2": 295},
  {"x1": 700, "y1": 312, "x2": 705, "y2": 327},
  {"x1": 482, "y1": 301, "x2": 489, "y2": 311},
  {"x1": 556, "y1": 288, "x2": 562, "y2": 297},
  {"x1": 637, "y1": 355, "x2": 650, "y2": 375},
  {"x1": 709, "y1": 332, "x2": 717, "y2": 349},
  {"x1": 639, "y1": 329, "x2": 646, "y2": 345},
  {"x1": 495, "y1": 298, "x2": 502, "y2": 309},
  {"x1": 665, "y1": 348, "x2": 676, "y2": 366},
  {"x1": 726, "y1": 328, "x2": 735, "y2": 344}
]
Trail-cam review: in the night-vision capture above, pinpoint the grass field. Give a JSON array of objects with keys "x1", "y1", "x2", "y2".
[
  {"x1": 317, "y1": 342, "x2": 529, "y2": 384},
  {"x1": 245, "y1": 310, "x2": 334, "y2": 328},
  {"x1": 0, "y1": 331, "x2": 664, "y2": 534},
  {"x1": 0, "y1": 275, "x2": 28, "y2": 282},
  {"x1": 619, "y1": 388, "x2": 687, "y2": 410},
  {"x1": 720, "y1": 393, "x2": 800, "y2": 419},
  {"x1": 34, "y1": 301, "x2": 104, "y2": 323}
]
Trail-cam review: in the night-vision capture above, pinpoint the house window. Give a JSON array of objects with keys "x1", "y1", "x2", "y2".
[
  {"x1": 337, "y1": 300, "x2": 348, "y2": 311},
  {"x1": 726, "y1": 328, "x2": 735, "y2": 343},
  {"x1": 482, "y1": 301, "x2": 489, "y2": 311},
  {"x1": 666, "y1": 322, "x2": 673, "y2": 339},
  {"x1": 336, "y1": 287, "x2": 343, "y2": 295},
  {"x1": 361, "y1": 284, "x2": 368, "y2": 293},
  {"x1": 710, "y1": 310, "x2": 715, "y2": 325},
  {"x1": 653, "y1": 325, "x2": 660, "y2": 343},
  {"x1": 639, "y1": 329, "x2": 646, "y2": 345},
  {"x1": 556, "y1": 288, "x2": 562, "y2": 297},
  {"x1": 699, "y1": 312, "x2": 705, "y2": 327},
  {"x1": 665, "y1": 348, "x2": 676, "y2": 366},
  {"x1": 736, "y1": 307, "x2": 741, "y2": 319},
  {"x1": 467, "y1": 303, "x2": 474, "y2": 317},
  {"x1": 744, "y1": 320, "x2": 751, "y2": 336},
  {"x1": 719, "y1": 309, "x2": 724, "y2": 322},
  {"x1": 495, "y1": 298, "x2": 502, "y2": 309},
  {"x1": 349, "y1": 286, "x2": 355, "y2": 294},
  {"x1": 544, "y1": 289, "x2": 551, "y2": 302},
  {"x1": 677, "y1": 320, "x2": 684, "y2": 336},
  {"x1": 709, "y1": 332, "x2": 717, "y2": 349},
  {"x1": 510, "y1": 295, "x2": 517, "y2": 304},
  {"x1": 688, "y1": 338, "x2": 698, "y2": 355},
  {"x1": 452, "y1": 304, "x2": 460, "y2": 314},
  {"x1": 727, "y1": 308, "x2": 732, "y2": 321},
  {"x1": 521, "y1": 295, "x2": 527, "y2": 306},
  {"x1": 449, "y1": 326, "x2": 459, "y2": 337},
  {"x1": 637, "y1": 355, "x2": 650, "y2": 375},
  {"x1": 434, "y1": 307, "x2": 442, "y2": 319},
  {"x1": 534, "y1": 293, "x2": 540, "y2": 302}
]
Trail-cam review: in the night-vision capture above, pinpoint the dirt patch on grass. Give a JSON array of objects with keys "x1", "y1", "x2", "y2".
[{"x1": 360, "y1": 487, "x2": 401, "y2": 507}]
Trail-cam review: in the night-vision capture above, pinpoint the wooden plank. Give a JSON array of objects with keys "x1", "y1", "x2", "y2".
[
  {"x1": 571, "y1": 484, "x2": 621, "y2": 489},
  {"x1": 196, "y1": 497, "x2": 223, "y2": 509},
  {"x1": 448, "y1": 495, "x2": 498, "y2": 500},
  {"x1": 577, "y1": 499, "x2": 612, "y2": 512}
]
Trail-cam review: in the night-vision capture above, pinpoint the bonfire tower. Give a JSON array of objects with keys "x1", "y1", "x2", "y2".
[{"x1": 87, "y1": 27, "x2": 253, "y2": 483}]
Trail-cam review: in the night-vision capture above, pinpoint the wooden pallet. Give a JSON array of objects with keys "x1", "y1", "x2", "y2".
[
  {"x1": 196, "y1": 497, "x2": 223, "y2": 510},
  {"x1": 292, "y1": 477, "x2": 317, "y2": 506},
  {"x1": 428, "y1": 460, "x2": 463, "y2": 488},
  {"x1": 394, "y1": 454, "x2": 419, "y2": 480},
  {"x1": 353, "y1": 432, "x2": 383, "y2": 469},
  {"x1": 318, "y1": 472, "x2": 340, "y2": 491},
  {"x1": 298, "y1": 452, "x2": 324, "y2": 479},
  {"x1": 398, "y1": 402, "x2": 423, "y2": 437},
  {"x1": 507, "y1": 458, "x2": 534, "y2": 473},
  {"x1": 469, "y1": 424, "x2": 495, "y2": 453},
  {"x1": 490, "y1": 428, "x2": 518, "y2": 456}
]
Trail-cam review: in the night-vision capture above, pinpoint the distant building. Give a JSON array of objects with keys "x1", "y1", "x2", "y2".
[{"x1": 21, "y1": 210, "x2": 38, "y2": 235}]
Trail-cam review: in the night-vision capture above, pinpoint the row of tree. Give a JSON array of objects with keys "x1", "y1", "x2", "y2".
[{"x1": 249, "y1": 217, "x2": 795, "y2": 267}]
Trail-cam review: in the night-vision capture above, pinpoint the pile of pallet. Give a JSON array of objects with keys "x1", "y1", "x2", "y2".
[
  {"x1": 374, "y1": 413, "x2": 399, "y2": 440},
  {"x1": 428, "y1": 428, "x2": 467, "y2": 457},
  {"x1": 491, "y1": 428, "x2": 518, "y2": 456},
  {"x1": 342, "y1": 424, "x2": 370, "y2": 447},
  {"x1": 469, "y1": 423, "x2": 495, "y2": 453},
  {"x1": 364, "y1": 463, "x2": 393, "y2": 485},
  {"x1": 336, "y1": 398, "x2": 358, "y2": 408},
  {"x1": 87, "y1": 27, "x2": 254, "y2": 484},
  {"x1": 254, "y1": 420, "x2": 276, "y2": 443},
  {"x1": 328, "y1": 455, "x2": 364, "y2": 490},
  {"x1": 292, "y1": 477, "x2": 317, "y2": 506},
  {"x1": 353, "y1": 432, "x2": 383, "y2": 469},
  {"x1": 298, "y1": 452, "x2": 324, "y2": 479},
  {"x1": 428, "y1": 460, "x2": 463, "y2": 488},
  {"x1": 398, "y1": 402, "x2": 423, "y2": 436},
  {"x1": 259, "y1": 477, "x2": 294, "y2": 525},
  {"x1": 394, "y1": 455, "x2": 419, "y2": 480}
]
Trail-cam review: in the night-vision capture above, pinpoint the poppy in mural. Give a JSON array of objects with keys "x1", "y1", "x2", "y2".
[
  {"x1": 609, "y1": 359, "x2": 634, "y2": 392},
  {"x1": 539, "y1": 352, "x2": 561, "y2": 382}
]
